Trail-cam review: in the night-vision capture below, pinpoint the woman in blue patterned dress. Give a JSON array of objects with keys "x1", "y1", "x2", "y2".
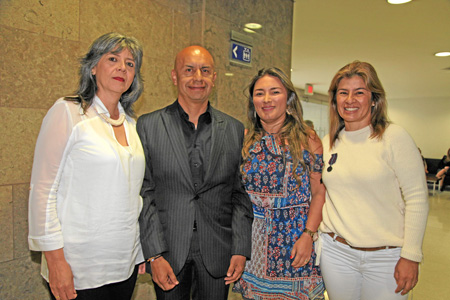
[{"x1": 233, "y1": 68, "x2": 326, "y2": 299}]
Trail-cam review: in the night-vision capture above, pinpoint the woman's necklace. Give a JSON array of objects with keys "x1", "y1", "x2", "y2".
[{"x1": 95, "y1": 108, "x2": 126, "y2": 126}]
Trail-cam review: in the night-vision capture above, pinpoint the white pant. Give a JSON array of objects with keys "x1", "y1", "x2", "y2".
[{"x1": 320, "y1": 233, "x2": 408, "y2": 300}]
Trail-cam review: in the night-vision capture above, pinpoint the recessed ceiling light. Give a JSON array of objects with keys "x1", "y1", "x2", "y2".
[
  {"x1": 245, "y1": 23, "x2": 262, "y2": 30},
  {"x1": 435, "y1": 52, "x2": 450, "y2": 57},
  {"x1": 387, "y1": 0, "x2": 411, "y2": 4},
  {"x1": 244, "y1": 28, "x2": 256, "y2": 34}
]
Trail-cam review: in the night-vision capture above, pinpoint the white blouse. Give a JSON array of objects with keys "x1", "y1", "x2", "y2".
[{"x1": 28, "y1": 96, "x2": 145, "y2": 289}]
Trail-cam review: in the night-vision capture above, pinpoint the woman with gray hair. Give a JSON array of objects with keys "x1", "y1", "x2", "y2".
[
  {"x1": 233, "y1": 67, "x2": 326, "y2": 299},
  {"x1": 319, "y1": 61, "x2": 428, "y2": 300},
  {"x1": 28, "y1": 32, "x2": 145, "y2": 300}
]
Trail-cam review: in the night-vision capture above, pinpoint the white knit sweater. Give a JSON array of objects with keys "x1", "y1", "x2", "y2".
[{"x1": 320, "y1": 124, "x2": 428, "y2": 262}]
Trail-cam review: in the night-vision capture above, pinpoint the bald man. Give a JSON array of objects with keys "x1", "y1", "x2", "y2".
[{"x1": 137, "y1": 46, "x2": 253, "y2": 299}]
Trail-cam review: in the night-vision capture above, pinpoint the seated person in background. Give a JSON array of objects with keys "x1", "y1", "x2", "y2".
[
  {"x1": 437, "y1": 148, "x2": 450, "y2": 191},
  {"x1": 418, "y1": 148, "x2": 428, "y2": 173}
]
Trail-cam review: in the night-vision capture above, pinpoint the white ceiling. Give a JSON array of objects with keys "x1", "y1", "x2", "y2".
[{"x1": 291, "y1": 0, "x2": 450, "y2": 100}]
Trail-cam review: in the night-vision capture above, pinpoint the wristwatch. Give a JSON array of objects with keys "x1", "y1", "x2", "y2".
[{"x1": 303, "y1": 228, "x2": 318, "y2": 242}]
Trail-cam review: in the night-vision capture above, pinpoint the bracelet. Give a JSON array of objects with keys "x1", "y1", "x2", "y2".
[{"x1": 147, "y1": 254, "x2": 162, "y2": 263}]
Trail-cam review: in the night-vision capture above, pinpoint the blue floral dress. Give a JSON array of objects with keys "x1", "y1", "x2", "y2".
[{"x1": 233, "y1": 134, "x2": 325, "y2": 300}]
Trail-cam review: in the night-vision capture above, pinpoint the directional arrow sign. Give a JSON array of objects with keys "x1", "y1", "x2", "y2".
[{"x1": 230, "y1": 42, "x2": 252, "y2": 67}]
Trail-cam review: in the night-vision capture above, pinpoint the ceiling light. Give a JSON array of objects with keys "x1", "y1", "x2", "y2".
[
  {"x1": 435, "y1": 52, "x2": 450, "y2": 57},
  {"x1": 387, "y1": 0, "x2": 412, "y2": 4},
  {"x1": 244, "y1": 28, "x2": 256, "y2": 34},
  {"x1": 245, "y1": 23, "x2": 262, "y2": 30}
]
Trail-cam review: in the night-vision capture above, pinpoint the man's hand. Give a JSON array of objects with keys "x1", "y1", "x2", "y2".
[
  {"x1": 225, "y1": 255, "x2": 246, "y2": 285},
  {"x1": 44, "y1": 249, "x2": 77, "y2": 300},
  {"x1": 290, "y1": 233, "x2": 313, "y2": 268},
  {"x1": 150, "y1": 257, "x2": 179, "y2": 291},
  {"x1": 394, "y1": 257, "x2": 419, "y2": 295}
]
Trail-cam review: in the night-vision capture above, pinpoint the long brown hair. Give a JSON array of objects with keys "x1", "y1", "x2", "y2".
[
  {"x1": 242, "y1": 67, "x2": 313, "y2": 182},
  {"x1": 328, "y1": 61, "x2": 389, "y2": 148}
]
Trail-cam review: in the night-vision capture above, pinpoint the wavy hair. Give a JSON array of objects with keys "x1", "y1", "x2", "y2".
[
  {"x1": 328, "y1": 61, "x2": 389, "y2": 148},
  {"x1": 65, "y1": 32, "x2": 144, "y2": 117},
  {"x1": 242, "y1": 67, "x2": 313, "y2": 183}
]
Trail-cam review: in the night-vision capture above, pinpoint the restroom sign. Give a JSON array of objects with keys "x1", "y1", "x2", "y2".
[{"x1": 230, "y1": 42, "x2": 252, "y2": 67}]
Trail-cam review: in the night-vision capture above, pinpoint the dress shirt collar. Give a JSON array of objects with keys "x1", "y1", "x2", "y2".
[
  {"x1": 174, "y1": 100, "x2": 212, "y2": 124},
  {"x1": 93, "y1": 95, "x2": 126, "y2": 117}
]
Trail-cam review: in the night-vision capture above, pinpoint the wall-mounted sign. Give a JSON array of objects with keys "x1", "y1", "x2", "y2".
[
  {"x1": 230, "y1": 42, "x2": 252, "y2": 67},
  {"x1": 229, "y1": 30, "x2": 253, "y2": 67}
]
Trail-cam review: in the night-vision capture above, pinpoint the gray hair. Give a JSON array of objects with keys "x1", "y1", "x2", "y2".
[{"x1": 68, "y1": 32, "x2": 144, "y2": 117}]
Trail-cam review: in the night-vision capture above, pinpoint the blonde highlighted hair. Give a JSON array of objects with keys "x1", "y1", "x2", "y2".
[
  {"x1": 242, "y1": 67, "x2": 313, "y2": 182},
  {"x1": 328, "y1": 61, "x2": 389, "y2": 148}
]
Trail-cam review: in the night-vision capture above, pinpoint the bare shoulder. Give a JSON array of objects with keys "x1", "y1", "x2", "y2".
[{"x1": 307, "y1": 130, "x2": 323, "y2": 154}]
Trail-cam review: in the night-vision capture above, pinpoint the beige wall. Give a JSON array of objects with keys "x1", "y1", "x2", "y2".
[
  {"x1": 0, "y1": 0, "x2": 293, "y2": 298},
  {"x1": 300, "y1": 95, "x2": 450, "y2": 159},
  {"x1": 388, "y1": 97, "x2": 450, "y2": 159}
]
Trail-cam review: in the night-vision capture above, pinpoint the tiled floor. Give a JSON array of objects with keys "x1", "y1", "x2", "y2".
[
  {"x1": 133, "y1": 190, "x2": 450, "y2": 300},
  {"x1": 413, "y1": 190, "x2": 450, "y2": 299}
]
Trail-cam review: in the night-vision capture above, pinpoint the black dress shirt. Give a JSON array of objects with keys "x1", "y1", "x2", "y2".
[{"x1": 176, "y1": 101, "x2": 212, "y2": 190}]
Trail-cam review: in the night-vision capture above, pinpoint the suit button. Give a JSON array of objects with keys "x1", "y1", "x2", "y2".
[
  {"x1": 194, "y1": 195, "x2": 199, "y2": 200},
  {"x1": 194, "y1": 183, "x2": 198, "y2": 187}
]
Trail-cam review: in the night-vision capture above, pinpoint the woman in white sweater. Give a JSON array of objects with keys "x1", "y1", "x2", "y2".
[{"x1": 319, "y1": 61, "x2": 428, "y2": 300}]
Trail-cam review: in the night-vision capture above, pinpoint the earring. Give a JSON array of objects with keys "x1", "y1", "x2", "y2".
[
  {"x1": 254, "y1": 110, "x2": 257, "y2": 119},
  {"x1": 287, "y1": 93, "x2": 295, "y2": 104}
]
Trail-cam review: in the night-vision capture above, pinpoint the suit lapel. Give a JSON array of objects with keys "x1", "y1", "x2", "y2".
[
  {"x1": 161, "y1": 105, "x2": 194, "y2": 188},
  {"x1": 201, "y1": 108, "x2": 226, "y2": 190}
]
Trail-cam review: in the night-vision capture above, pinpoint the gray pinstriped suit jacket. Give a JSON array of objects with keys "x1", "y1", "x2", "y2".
[{"x1": 136, "y1": 101, "x2": 253, "y2": 277}]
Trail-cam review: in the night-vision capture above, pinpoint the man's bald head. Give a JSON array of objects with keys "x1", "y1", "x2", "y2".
[
  {"x1": 174, "y1": 46, "x2": 215, "y2": 70},
  {"x1": 171, "y1": 45, "x2": 217, "y2": 105}
]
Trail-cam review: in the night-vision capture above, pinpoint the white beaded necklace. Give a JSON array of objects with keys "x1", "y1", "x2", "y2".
[{"x1": 98, "y1": 112, "x2": 126, "y2": 126}]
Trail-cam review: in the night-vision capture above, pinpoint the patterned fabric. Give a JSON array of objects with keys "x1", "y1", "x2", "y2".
[{"x1": 233, "y1": 134, "x2": 325, "y2": 300}]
